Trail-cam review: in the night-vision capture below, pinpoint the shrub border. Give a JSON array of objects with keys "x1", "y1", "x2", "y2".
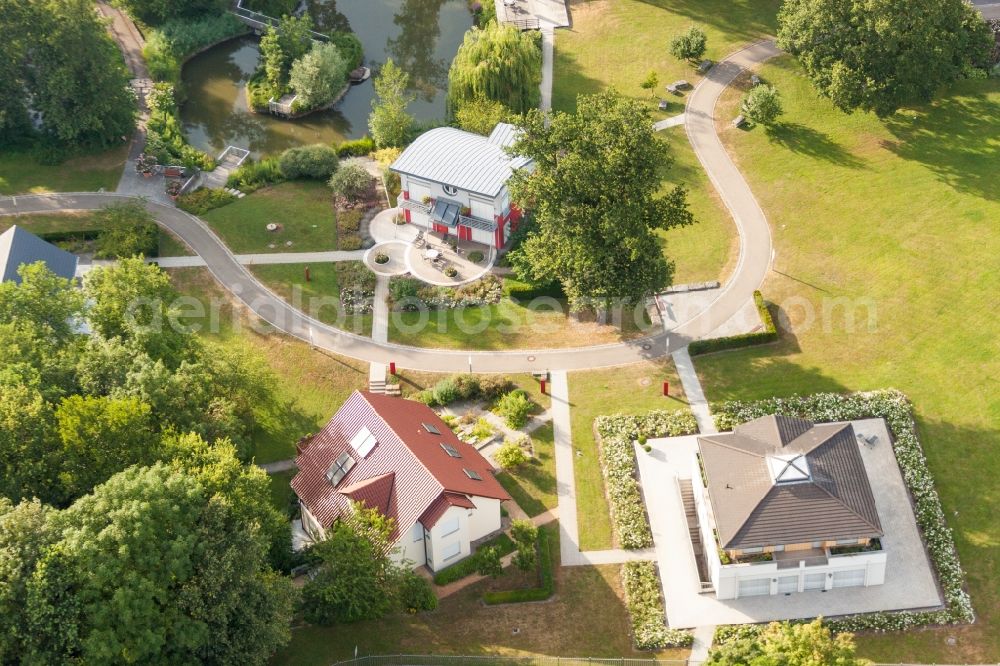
[
  {"x1": 482, "y1": 528, "x2": 554, "y2": 604},
  {"x1": 689, "y1": 290, "x2": 777, "y2": 356},
  {"x1": 712, "y1": 389, "x2": 973, "y2": 638},
  {"x1": 621, "y1": 561, "x2": 694, "y2": 649},
  {"x1": 432, "y1": 533, "x2": 515, "y2": 586},
  {"x1": 593, "y1": 411, "x2": 699, "y2": 549}
]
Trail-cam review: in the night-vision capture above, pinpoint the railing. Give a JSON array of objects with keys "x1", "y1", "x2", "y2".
[
  {"x1": 230, "y1": 0, "x2": 330, "y2": 41},
  {"x1": 398, "y1": 199, "x2": 430, "y2": 214},
  {"x1": 331, "y1": 657, "x2": 687, "y2": 666},
  {"x1": 458, "y1": 212, "x2": 497, "y2": 231}
]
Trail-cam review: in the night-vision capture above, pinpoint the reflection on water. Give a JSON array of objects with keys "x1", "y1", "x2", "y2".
[{"x1": 180, "y1": 0, "x2": 473, "y2": 157}]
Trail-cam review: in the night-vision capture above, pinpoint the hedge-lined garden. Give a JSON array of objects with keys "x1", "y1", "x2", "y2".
[
  {"x1": 689, "y1": 290, "x2": 777, "y2": 356},
  {"x1": 713, "y1": 389, "x2": 974, "y2": 633},
  {"x1": 593, "y1": 411, "x2": 698, "y2": 548},
  {"x1": 621, "y1": 562, "x2": 693, "y2": 649}
]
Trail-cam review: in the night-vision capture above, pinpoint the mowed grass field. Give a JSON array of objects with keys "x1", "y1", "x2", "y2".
[
  {"x1": 696, "y1": 57, "x2": 1000, "y2": 662},
  {"x1": 552, "y1": 0, "x2": 770, "y2": 285},
  {"x1": 0, "y1": 145, "x2": 128, "y2": 195}
]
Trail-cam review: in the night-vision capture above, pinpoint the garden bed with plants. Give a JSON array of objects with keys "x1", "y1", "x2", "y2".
[
  {"x1": 593, "y1": 411, "x2": 699, "y2": 548},
  {"x1": 712, "y1": 389, "x2": 974, "y2": 633},
  {"x1": 621, "y1": 562, "x2": 693, "y2": 649},
  {"x1": 432, "y1": 533, "x2": 515, "y2": 585},
  {"x1": 482, "y1": 523, "x2": 555, "y2": 605},
  {"x1": 388, "y1": 275, "x2": 503, "y2": 310}
]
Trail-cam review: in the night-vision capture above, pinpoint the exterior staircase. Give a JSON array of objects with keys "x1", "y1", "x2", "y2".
[
  {"x1": 368, "y1": 363, "x2": 386, "y2": 394},
  {"x1": 679, "y1": 478, "x2": 713, "y2": 590}
]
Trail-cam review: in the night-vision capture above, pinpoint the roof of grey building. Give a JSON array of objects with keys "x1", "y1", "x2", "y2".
[
  {"x1": 698, "y1": 415, "x2": 883, "y2": 550},
  {"x1": 0, "y1": 225, "x2": 78, "y2": 284},
  {"x1": 390, "y1": 123, "x2": 532, "y2": 198}
]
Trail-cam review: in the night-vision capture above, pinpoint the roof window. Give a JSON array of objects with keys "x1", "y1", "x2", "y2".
[
  {"x1": 463, "y1": 468, "x2": 482, "y2": 481},
  {"x1": 422, "y1": 422, "x2": 441, "y2": 435},
  {"x1": 326, "y1": 451, "x2": 356, "y2": 486},
  {"x1": 767, "y1": 454, "x2": 811, "y2": 484},
  {"x1": 440, "y1": 443, "x2": 462, "y2": 458}
]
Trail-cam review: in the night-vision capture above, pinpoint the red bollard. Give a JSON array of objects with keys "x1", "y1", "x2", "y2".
[
  {"x1": 304, "y1": 266, "x2": 311, "y2": 282},
  {"x1": 663, "y1": 381, "x2": 669, "y2": 397},
  {"x1": 540, "y1": 379, "x2": 547, "y2": 395},
  {"x1": 389, "y1": 361, "x2": 396, "y2": 376}
]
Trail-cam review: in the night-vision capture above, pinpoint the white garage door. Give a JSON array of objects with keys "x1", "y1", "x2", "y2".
[
  {"x1": 777, "y1": 576, "x2": 799, "y2": 594},
  {"x1": 832, "y1": 569, "x2": 866, "y2": 588},
  {"x1": 738, "y1": 577, "x2": 771, "y2": 598},
  {"x1": 471, "y1": 226, "x2": 493, "y2": 246},
  {"x1": 803, "y1": 573, "x2": 826, "y2": 591}
]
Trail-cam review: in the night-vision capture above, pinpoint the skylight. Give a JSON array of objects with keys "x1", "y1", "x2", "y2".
[
  {"x1": 463, "y1": 468, "x2": 482, "y2": 481},
  {"x1": 767, "y1": 454, "x2": 811, "y2": 484},
  {"x1": 422, "y1": 422, "x2": 441, "y2": 435},
  {"x1": 326, "y1": 451, "x2": 355, "y2": 486},
  {"x1": 350, "y1": 426, "x2": 377, "y2": 457},
  {"x1": 440, "y1": 443, "x2": 462, "y2": 458}
]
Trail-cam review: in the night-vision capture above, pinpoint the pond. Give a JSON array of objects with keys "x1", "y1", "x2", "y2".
[{"x1": 180, "y1": 0, "x2": 474, "y2": 157}]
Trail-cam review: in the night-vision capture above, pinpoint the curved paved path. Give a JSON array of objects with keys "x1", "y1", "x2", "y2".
[{"x1": 0, "y1": 41, "x2": 779, "y2": 373}]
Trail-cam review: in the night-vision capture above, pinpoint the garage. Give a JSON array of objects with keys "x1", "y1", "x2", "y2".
[
  {"x1": 832, "y1": 569, "x2": 867, "y2": 588},
  {"x1": 777, "y1": 576, "x2": 799, "y2": 594},
  {"x1": 803, "y1": 573, "x2": 826, "y2": 591},
  {"x1": 737, "y1": 577, "x2": 771, "y2": 598}
]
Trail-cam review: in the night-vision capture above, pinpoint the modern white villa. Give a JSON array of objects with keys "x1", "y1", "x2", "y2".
[
  {"x1": 692, "y1": 415, "x2": 887, "y2": 600},
  {"x1": 390, "y1": 123, "x2": 532, "y2": 249},
  {"x1": 291, "y1": 390, "x2": 511, "y2": 571}
]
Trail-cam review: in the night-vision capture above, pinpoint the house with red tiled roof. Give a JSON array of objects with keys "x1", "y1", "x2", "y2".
[{"x1": 291, "y1": 390, "x2": 511, "y2": 571}]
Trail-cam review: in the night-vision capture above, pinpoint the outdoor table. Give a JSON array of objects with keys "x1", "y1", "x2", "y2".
[{"x1": 424, "y1": 249, "x2": 440, "y2": 260}]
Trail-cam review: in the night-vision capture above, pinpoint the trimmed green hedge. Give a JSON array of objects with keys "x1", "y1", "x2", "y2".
[
  {"x1": 337, "y1": 136, "x2": 376, "y2": 157},
  {"x1": 483, "y1": 529, "x2": 554, "y2": 604},
  {"x1": 689, "y1": 290, "x2": 777, "y2": 356},
  {"x1": 503, "y1": 276, "x2": 565, "y2": 301},
  {"x1": 432, "y1": 533, "x2": 515, "y2": 585}
]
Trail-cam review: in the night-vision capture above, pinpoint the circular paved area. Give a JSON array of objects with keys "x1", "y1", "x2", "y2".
[
  {"x1": 364, "y1": 241, "x2": 409, "y2": 276},
  {"x1": 0, "y1": 41, "x2": 778, "y2": 372}
]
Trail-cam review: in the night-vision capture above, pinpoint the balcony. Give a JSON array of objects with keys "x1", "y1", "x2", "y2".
[{"x1": 775, "y1": 547, "x2": 828, "y2": 569}]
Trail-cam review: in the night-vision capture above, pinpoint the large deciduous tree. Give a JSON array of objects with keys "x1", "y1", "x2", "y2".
[
  {"x1": 290, "y1": 42, "x2": 350, "y2": 109},
  {"x1": 508, "y1": 89, "x2": 694, "y2": 308},
  {"x1": 447, "y1": 21, "x2": 542, "y2": 116},
  {"x1": 113, "y1": 0, "x2": 229, "y2": 26},
  {"x1": 369, "y1": 59, "x2": 415, "y2": 148},
  {"x1": 777, "y1": 0, "x2": 993, "y2": 117},
  {"x1": 706, "y1": 619, "x2": 871, "y2": 666}
]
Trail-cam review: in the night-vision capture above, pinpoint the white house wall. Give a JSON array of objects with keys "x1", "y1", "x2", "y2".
[
  {"x1": 401, "y1": 175, "x2": 504, "y2": 218},
  {"x1": 426, "y1": 505, "x2": 472, "y2": 571},
  {"x1": 714, "y1": 551, "x2": 887, "y2": 600},
  {"x1": 391, "y1": 521, "x2": 428, "y2": 569},
  {"x1": 467, "y1": 496, "x2": 502, "y2": 542}
]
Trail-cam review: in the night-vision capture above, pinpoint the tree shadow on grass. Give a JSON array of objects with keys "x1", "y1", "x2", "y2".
[
  {"x1": 634, "y1": 0, "x2": 782, "y2": 50},
  {"x1": 550, "y1": 46, "x2": 606, "y2": 113},
  {"x1": 763, "y1": 121, "x2": 867, "y2": 169},
  {"x1": 882, "y1": 82, "x2": 1000, "y2": 203}
]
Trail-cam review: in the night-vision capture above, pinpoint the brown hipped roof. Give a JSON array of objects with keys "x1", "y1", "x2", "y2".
[
  {"x1": 699, "y1": 415, "x2": 882, "y2": 550},
  {"x1": 291, "y1": 391, "x2": 509, "y2": 538}
]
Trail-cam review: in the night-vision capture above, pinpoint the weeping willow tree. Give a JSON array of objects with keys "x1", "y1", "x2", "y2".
[{"x1": 446, "y1": 22, "x2": 542, "y2": 117}]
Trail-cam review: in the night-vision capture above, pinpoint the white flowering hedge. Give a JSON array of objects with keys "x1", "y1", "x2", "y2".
[
  {"x1": 713, "y1": 389, "x2": 974, "y2": 634},
  {"x1": 594, "y1": 411, "x2": 698, "y2": 549},
  {"x1": 621, "y1": 562, "x2": 693, "y2": 649}
]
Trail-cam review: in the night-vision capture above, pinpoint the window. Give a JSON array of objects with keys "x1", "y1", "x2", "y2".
[
  {"x1": 440, "y1": 516, "x2": 460, "y2": 537},
  {"x1": 442, "y1": 184, "x2": 459, "y2": 196},
  {"x1": 349, "y1": 426, "x2": 377, "y2": 457},
  {"x1": 440, "y1": 443, "x2": 461, "y2": 458},
  {"x1": 463, "y1": 468, "x2": 482, "y2": 481},
  {"x1": 412, "y1": 522, "x2": 424, "y2": 543},
  {"x1": 422, "y1": 422, "x2": 441, "y2": 435},
  {"x1": 441, "y1": 541, "x2": 461, "y2": 561},
  {"x1": 325, "y1": 451, "x2": 355, "y2": 486}
]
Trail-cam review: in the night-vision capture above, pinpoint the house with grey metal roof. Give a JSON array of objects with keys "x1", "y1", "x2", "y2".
[
  {"x1": 0, "y1": 225, "x2": 78, "y2": 284},
  {"x1": 690, "y1": 415, "x2": 888, "y2": 600},
  {"x1": 391, "y1": 123, "x2": 532, "y2": 248}
]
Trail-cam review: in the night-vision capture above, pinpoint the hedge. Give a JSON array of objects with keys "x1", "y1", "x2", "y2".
[
  {"x1": 712, "y1": 389, "x2": 974, "y2": 635},
  {"x1": 689, "y1": 290, "x2": 777, "y2": 356},
  {"x1": 593, "y1": 411, "x2": 699, "y2": 549},
  {"x1": 483, "y1": 529, "x2": 554, "y2": 604},
  {"x1": 176, "y1": 188, "x2": 235, "y2": 215},
  {"x1": 503, "y1": 276, "x2": 565, "y2": 301},
  {"x1": 432, "y1": 533, "x2": 515, "y2": 585},
  {"x1": 622, "y1": 562, "x2": 693, "y2": 649},
  {"x1": 336, "y1": 136, "x2": 376, "y2": 157}
]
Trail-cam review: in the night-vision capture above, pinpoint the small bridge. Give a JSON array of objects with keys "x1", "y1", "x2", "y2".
[{"x1": 230, "y1": 0, "x2": 330, "y2": 41}]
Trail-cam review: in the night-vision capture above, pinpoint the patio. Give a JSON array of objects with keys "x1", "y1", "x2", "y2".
[{"x1": 635, "y1": 418, "x2": 944, "y2": 628}]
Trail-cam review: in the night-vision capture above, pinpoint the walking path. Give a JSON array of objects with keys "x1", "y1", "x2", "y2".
[
  {"x1": 689, "y1": 625, "x2": 716, "y2": 664},
  {"x1": 539, "y1": 23, "x2": 555, "y2": 113},
  {"x1": 153, "y1": 250, "x2": 367, "y2": 268},
  {"x1": 258, "y1": 459, "x2": 296, "y2": 474},
  {"x1": 653, "y1": 113, "x2": 686, "y2": 131},
  {"x1": 372, "y1": 275, "x2": 390, "y2": 344},
  {"x1": 670, "y1": 347, "x2": 717, "y2": 434},
  {"x1": 96, "y1": 1, "x2": 149, "y2": 80}
]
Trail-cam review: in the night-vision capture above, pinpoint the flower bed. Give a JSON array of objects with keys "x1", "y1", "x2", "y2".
[
  {"x1": 387, "y1": 275, "x2": 503, "y2": 310},
  {"x1": 594, "y1": 411, "x2": 698, "y2": 549},
  {"x1": 621, "y1": 562, "x2": 693, "y2": 649},
  {"x1": 713, "y1": 389, "x2": 974, "y2": 634}
]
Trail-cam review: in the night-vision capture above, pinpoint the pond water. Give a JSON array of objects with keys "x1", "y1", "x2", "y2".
[{"x1": 180, "y1": 0, "x2": 474, "y2": 157}]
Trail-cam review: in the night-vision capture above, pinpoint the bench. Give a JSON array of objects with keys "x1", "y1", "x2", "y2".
[
  {"x1": 751, "y1": 74, "x2": 762, "y2": 87},
  {"x1": 697, "y1": 60, "x2": 713, "y2": 74},
  {"x1": 658, "y1": 99, "x2": 669, "y2": 110},
  {"x1": 732, "y1": 114, "x2": 746, "y2": 128}
]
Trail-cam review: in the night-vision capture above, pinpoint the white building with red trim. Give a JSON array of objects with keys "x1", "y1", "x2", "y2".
[
  {"x1": 291, "y1": 391, "x2": 511, "y2": 571},
  {"x1": 390, "y1": 123, "x2": 532, "y2": 248}
]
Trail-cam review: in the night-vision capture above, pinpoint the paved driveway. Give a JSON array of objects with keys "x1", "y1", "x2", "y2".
[{"x1": 636, "y1": 419, "x2": 943, "y2": 628}]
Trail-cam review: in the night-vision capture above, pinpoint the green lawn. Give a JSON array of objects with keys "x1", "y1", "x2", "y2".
[
  {"x1": 0, "y1": 212, "x2": 192, "y2": 258},
  {"x1": 696, "y1": 58, "x2": 1000, "y2": 662},
  {"x1": 568, "y1": 359, "x2": 690, "y2": 550},
  {"x1": 267, "y1": 469, "x2": 297, "y2": 516},
  {"x1": 201, "y1": 181, "x2": 336, "y2": 254},
  {"x1": 387, "y1": 298, "x2": 652, "y2": 350},
  {"x1": 0, "y1": 145, "x2": 128, "y2": 195},
  {"x1": 249, "y1": 262, "x2": 374, "y2": 336},
  {"x1": 166, "y1": 267, "x2": 369, "y2": 464},
  {"x1": 496, "y1": 422, "x2": 556, "y2": 517}
]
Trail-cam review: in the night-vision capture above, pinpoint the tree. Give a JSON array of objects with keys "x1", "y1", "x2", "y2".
[
  {"x1": 669, "y1": 26, "x2": 708, "y2": 63},
  {"x1": 706, "y1": 619, "x2": 872, "y2": 666},
  {"x1": 447, "y1": 22, "x2": 542, "y2": 115},
  {"x1": 259, "y1": 15, "x2": 315, "y2": 94},
  {"x1": 93, "y1": 200, "x2": 160, "y2": 259},
  {"x1": 494, "y1": 438, "x2": 528, "y2": 470},
  {"x1": 508, "y1": 89, "x2": 694, "y2": 308},
  {"x1": 290, "y1": 42, "x2": 350, "y2": 109},
  {"x1": 301, "y1": 503, "x2": 400, "y2": 624},
  {"x1": 510, "y1": 519, "x2": 538, "y2": 572},
  {"x1": 495, "y1": 390, "x2": 532, "y2": 428},
  {"x1": 740, "y1": 85, "x2": 783, "y2": 125},
  {"x1": 640, "y1": 71, "x2": 660, "y2": 97},
  {"x1": 328, "y1": 164, "x2": 374, "y2": 202},
  {"x1": 476, "y1": 545, "x2": 503, "y2": 578},
  {"x1": 0, "y1": 384, "x2": 58, "y2": 504},
  {"x1": 777, "y1": 0, "x2": 993, "y2": 116},
  {"x1": 260, "y1": 27, "x2": 287, "y2": 94},
  {"x1": 0, "y1": 261, "x2": 85, "y2": 344},
  {"x1": 454, "y1": 95, "x2": 510, "y2": 135},
  {"x1": 279, "y1": 144, "x2": 340, "y2": 180},
  {"x1": 369, "y1": 59, "x2": 415, "y2": 148},
  {"x1": 113, "y1": 0, "x2": 228, "y2": 26}
]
